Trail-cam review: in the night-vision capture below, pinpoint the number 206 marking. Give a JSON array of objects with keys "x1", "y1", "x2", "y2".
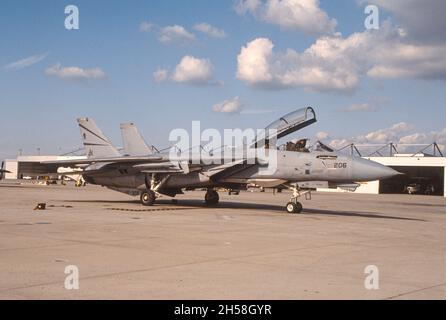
[{"x1": 334, "y1": 163, "x2": 347, "y2": 169}]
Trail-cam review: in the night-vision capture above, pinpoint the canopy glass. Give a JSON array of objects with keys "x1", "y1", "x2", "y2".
[{"x1": 264, "y1": 107, "x2": 317, "y2": 140}]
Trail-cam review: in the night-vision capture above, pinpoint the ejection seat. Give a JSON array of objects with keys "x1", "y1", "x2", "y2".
[{"x1": 285, "y1": 139, "x2": 310, "y2": 153}]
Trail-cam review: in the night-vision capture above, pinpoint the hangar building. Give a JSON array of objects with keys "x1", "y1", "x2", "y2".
[
  {"x1": 319, "y1": 143, "x2": 446, "y2": 198},
  {"x1": 1, "y1": 155, "x2": 86, "y2": 180}
]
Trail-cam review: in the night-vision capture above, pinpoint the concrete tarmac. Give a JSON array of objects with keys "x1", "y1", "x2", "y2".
[{"x1": 0, "y1": 183, "x2": 445, "y2": 300}]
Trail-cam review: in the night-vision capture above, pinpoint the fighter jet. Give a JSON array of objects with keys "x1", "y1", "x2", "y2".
[{"x1": 42, "y1": 108, "x2": 399, "y2": 213}]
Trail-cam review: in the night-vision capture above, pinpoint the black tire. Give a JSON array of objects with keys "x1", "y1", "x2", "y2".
[
  {"x1": 140, "y1": 190, "x2": 156, "y2": 206},
  {"x1": 286, "y1": 202, "x2": 303, "y2": 214},
  {"x1": 205, "y1": 190, "x2": 219, "y2": 206}
]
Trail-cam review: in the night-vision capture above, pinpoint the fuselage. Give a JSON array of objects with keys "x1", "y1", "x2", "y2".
[{"x1": 82, "y1": 149, "x2": 398, "y2": 194}]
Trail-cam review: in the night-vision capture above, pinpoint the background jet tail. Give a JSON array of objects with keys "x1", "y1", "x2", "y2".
[
  {"x1": 78, "y1": 118, "x2": 121, "y2": 158},
  {"x1": 120, "y1": 123, "x2": 154, "y2": 156}
]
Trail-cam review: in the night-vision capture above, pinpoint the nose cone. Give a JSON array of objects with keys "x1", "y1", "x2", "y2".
[{"x1": 352, "y1": 158, "x2": 400, "y2": 182}]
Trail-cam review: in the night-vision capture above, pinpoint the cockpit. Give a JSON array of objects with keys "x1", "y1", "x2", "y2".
[
  {"x1": 277, "y1": 139, "x2": 334, "y2": 153},
  {"x1": 284, "y1": 139, "x2": 310, "y2": 153}
]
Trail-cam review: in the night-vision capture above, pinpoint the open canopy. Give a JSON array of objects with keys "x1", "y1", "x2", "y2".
[
  {"x1": 254, "y1": 107, "x2": 317, "y2": 147},
  {"x1": 265, "y1": 107, "x2": 316, "y2": 139}
]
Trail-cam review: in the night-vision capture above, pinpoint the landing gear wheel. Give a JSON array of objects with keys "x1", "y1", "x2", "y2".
[
  {"x1": 140, "y1": 190, "x2": 156, "y2": 206},
  {"x1": 205, "y1": 190, "x2": 219, "y2": 206},
  {"x1": 286, "y1": 202, "x2": 303, "y2": 214}
]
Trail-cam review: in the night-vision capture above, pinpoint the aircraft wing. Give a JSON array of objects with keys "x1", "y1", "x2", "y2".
[
  {"x1": 132, "y1": 160, "x2": 232, "y2": 175},
  {"x1": 202, "y1": 159, "x2": 256, "y2": 182},
  {"x1": 40, "y1": 156, "x2": 207, "y2": 175},
  {"x1": 41, "y1": 155, "x2": 164, "y2": 166}
]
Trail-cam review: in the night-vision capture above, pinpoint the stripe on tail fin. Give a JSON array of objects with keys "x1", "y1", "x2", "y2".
[{"x1": 78, "y1": 118, "x2": 120, "y2": 158}]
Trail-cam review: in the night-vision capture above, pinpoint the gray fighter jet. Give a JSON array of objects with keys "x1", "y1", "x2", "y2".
[{"x1": 43, "y1": 108, "x2": 399, "y2": 213}]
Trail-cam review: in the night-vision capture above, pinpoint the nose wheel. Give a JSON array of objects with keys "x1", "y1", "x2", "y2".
[
  {"x1": 205, "y1": 189, "x2": 219, "y2": 206},
  {"x1": 140, "y1": 190, "x2": 156, "y2": 206},
  {"x1": 284, "y1": 184, "x2": 309, "y2": 214},
  {"x1": 286, "y1": 201, "x2": 303, "y2": 214}
]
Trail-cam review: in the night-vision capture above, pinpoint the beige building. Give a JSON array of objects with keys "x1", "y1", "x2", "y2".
[
  {"x1": 319, "y1": 153, "x2": 446, "y2": 198},
  {"x1": 2, "y1": 155, "x2": 86, "y2": 180}
]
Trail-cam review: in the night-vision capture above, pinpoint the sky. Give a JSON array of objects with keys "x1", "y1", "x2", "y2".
[{"x1": 1, "y1": 0, "x2": 446, "y2": 159}]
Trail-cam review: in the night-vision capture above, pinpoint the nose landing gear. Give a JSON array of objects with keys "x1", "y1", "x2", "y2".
[
  {"x1": 285, "y1": 184, "x2": 310, "y2": 214},
  {"x1": 286, "y1": 201, "x2": 303, "y2": 214}
]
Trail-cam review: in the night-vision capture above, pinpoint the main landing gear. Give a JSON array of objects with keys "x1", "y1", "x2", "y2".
[
  {"x1": 205, "y1": 189, "x2": 219, "y2": 206},
  {"x1": 140, "y1": 190, "x2": 156, "y2": 206},
  {"x1": 140, "y1": 173, "x2": 165, "y2": 206}
]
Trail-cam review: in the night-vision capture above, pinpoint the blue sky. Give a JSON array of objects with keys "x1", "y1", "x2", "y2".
[{"x1": 1, "y1": 0, "x2": 445, "y2": 158}]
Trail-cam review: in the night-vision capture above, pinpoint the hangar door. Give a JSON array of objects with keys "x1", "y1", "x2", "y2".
[
  {"x1": 17, "y1": 162, "x2": 54, "y2": 178},
  {"x1": 379, "y1": 166, "x2": 444, "y2": 196}
]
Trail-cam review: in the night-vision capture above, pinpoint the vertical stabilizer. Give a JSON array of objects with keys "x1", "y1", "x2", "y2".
[
  {"x1": 120, "y1": 123, "x2": 154, "y2": 156},
  {"x1": 77, "y1": 118, "x2": 120, "y2": 158}
]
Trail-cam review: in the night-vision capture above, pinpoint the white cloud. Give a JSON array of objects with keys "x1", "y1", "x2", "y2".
[
  {"x1": 153, "y1": 68, "x2": 168, "y2": 82},
  {"x1": 341, "y1": 103, "x2": 377, "y2": 113},
  {"x1": 235, "y1": 0, "x2": 261, "y2": 14},
  {"x1": 139, "y1": 21, "x2": 153, "y2": 32},
  {"x1": 236, "y1": 37, "x2": 360, "y2": 92},
  {"x1": 328, "y1": 123, "x2": 446, "y2": 153},
  {"x1": 328, "y1": 122, "x2": 412, "y2": 148},
  {"x1": 172, "y1": 56, "x2": 213, "y2": 84},
  {"x1": 315, "y1": 131, "x2": 330, "y2": 140},
  {"x1": 235, "y1": 0, "x2": 337, "y2": 35},
  {"x1": 45, "y1": 63, "x2": 107, "y2": 80},
  {"x1": 213, "y1": 97, "x2": 243, "y2": 113},
  {"x1": 193, "y1": 23, "x2": 226, "y2": 38},
  {"x1": 4, "y1": 52, "x2": 49, "y2": 71},
  {"x1": 236, "y1": 38, "x2": 274, "y2": 86},
  {"x1": 397, "y1": 129, "x2": 446, "y2": 153},
  {"x1": 154, "y1": 56, "x2": 215, "y2": 85},
  {"x1": 236, "y1": 23, "x2": 446, "y2": 92},
  {"x1": 368, "y1": 0, "x2": 446, "y2": 44},
  {"x1": 361, "y1": 122, "x2": 413, "y2": 144},
  {"x1": 158, "y1": 25, "x2": 196, "y2": 44},
  {"x1": 366, "y1": 39, "x2": 446, "y2": 80}
]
